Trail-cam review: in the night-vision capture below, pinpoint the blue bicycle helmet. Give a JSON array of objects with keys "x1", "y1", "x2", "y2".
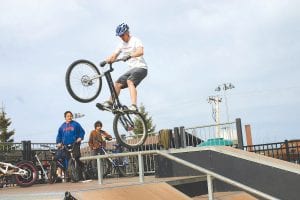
[{"x1": 116, "y1": 23, "x2": 129, "y2": 36}]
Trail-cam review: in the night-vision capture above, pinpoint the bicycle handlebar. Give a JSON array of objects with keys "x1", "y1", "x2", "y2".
[{"x1": 100, "y1": 57, "x2": 127, "y2": 67}]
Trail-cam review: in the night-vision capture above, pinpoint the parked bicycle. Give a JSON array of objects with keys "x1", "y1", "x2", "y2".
[
  {"x1": 83, "y1": 144, "x2": 138, "y2": 179},
  {"x1": 0, "y1": 161, "x2": 38, "y2": 187},
  {"x1": 66, "y1": 143, "x2": 82, "y2": 182},
  {"x1": 41, "y1": 145, "x2": 66, "y2": 184},
  {"x1": 46, "y1": 143, "x2": 82, "y2": 183},
  {"x1": 65, "y1": 58, "x2": 148, "y2": 149}
]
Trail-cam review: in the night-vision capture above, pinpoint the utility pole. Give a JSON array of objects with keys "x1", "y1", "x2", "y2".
[{"x1": 208, "y1": 95, "x2": 222, "y2": 138}]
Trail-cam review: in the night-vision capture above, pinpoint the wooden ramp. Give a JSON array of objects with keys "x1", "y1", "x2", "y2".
[{"x1": 74, "y1": 182, "x2": 191, "y2": 200}]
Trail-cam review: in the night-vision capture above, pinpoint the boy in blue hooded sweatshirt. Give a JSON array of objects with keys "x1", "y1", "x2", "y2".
[
  {"x1": 56, "y1": 111, "x2": 85, "y2": 180},
  {"x1": 56, "y1": 111, "x2": 85, "y2": 146}
]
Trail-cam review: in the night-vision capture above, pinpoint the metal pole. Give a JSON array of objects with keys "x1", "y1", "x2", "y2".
[
  {"x1": 97, "y1": 158, "x2": 103, "y2": 184},
  {"x1": 223, "y1": 88, "x2": 230, "y2": 123},
  {"x1": 236, "y1": 118, "x2": 244, "y2": 149},
  {"x1": 216, "y1": 96, "x2": 221, "y2": 138},
  {"x1": 138, "y1": 153, "x2": 144, "y2": 183},
  {"x1": 207, "y1": 175, "x2": 214, "y2": 200}
]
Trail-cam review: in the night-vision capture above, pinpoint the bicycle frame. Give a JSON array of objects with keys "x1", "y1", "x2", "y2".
[
  {"x1": 34, "y1": 153, "x2": 49, "y2": 180},
  {"x1": 100, "y1": 147, "x2": 128, "y2": 167},
  {"x1": 0, "y1": 161, "x2": 28, "y2": 176},
  {"x1": 98, "y1": 59, "x2": 129, "y2": 113}
]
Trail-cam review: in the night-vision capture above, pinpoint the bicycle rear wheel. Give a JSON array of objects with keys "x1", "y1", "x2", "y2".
[
  {"x1": 14, "y1": 161, "x2": 38, "y2": 187},
  {"x1": 113, "y1": 110, "x2": 148, "y2": 149},
  {"x1": 102, "y1": 158, "x2": 112, "y2": 178},
  {"x1": 65, "y1": 59, "x2": 102, "y2": 103}
]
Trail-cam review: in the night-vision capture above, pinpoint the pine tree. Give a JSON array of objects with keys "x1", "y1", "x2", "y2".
[
  {"x1": 0, "y1": 110, "x2": 15, "y2": 143},
  {"x1": 133, "y1": 103, "x2": 156, "y2": 135}
]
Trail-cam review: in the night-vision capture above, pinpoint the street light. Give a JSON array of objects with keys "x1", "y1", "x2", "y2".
[
  {"x1": 215, "y1": 83, "x2": 235, "y2": 123},
  {"x1": 74, "y1": 113, "x2": 85, "y2": 119}
]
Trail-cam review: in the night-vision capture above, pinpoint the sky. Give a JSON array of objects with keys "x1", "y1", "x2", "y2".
[{"x1": 0, "y1": 0, "x2": 299, "y2": 144}]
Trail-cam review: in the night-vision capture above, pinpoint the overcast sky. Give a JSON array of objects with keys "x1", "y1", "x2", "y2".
[{"x1": 1, "y1": 0, "x2": 299, "y2": 144}]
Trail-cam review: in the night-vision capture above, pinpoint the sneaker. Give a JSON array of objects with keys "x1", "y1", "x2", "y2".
[
  {"x1": 103, "y1": 101, "x2": 113, "y2": 108},
  {"x1": 128, "y1": 104, "x2": 138, "y2": 111},
  {"x1": 96, "y1": 101, "x2": 112, "y2": 110}
]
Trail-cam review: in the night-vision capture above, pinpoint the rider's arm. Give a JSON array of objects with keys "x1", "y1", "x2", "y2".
[
  {"x1": 130, "y1": 46, "x2": 144, "y2": 58},
  {"x1": 106, "y1": 51, "x2": 120, "y2": 63}
]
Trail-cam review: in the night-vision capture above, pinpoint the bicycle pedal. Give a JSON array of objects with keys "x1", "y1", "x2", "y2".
[{"x1": 96, "y1": 103, "x2": 104, "y2": 110}]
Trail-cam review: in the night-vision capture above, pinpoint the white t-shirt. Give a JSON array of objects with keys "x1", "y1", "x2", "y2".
[{"x1": 114, "y1": 36, "x2": 148, "y2": 69}]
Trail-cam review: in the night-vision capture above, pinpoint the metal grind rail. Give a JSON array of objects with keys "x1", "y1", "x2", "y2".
[{"x1": 80, "y1": 150, "x2": 278, "y2": 200}]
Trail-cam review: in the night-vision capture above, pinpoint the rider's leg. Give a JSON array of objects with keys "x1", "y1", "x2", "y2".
[
  {"x1": 127, "y1": 80, "x2": 137, "y2": 106},
  {"x1": 98, "y1": 83, "x2": 123, "y2": 109},
  {"x1": 108, "y1": 82, "x2": 122, "y2": 102}
]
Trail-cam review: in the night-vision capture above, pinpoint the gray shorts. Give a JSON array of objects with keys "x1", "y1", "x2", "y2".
[{"x1": 117, "y1": 68, "x2": 147, "y2": 89}]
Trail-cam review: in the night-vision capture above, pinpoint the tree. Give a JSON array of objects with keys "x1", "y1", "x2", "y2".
[
  {"x1": 134, "y1": 103, "x2": 156, "y2": 135},
  {"x1": 0, "y1": 110, "x2": 15, "y2": 143}
]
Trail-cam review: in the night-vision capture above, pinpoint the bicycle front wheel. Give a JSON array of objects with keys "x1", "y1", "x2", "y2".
[
  {"x1": 68, "y1": 159, "x2": 81, "y2": 182},
  {"x1": 65, "y1": 59, "x2": 102, "y2": 103},
  {"x1": 113, "y1": 111, "x2": 148, "y2": 149},
  {"x1": 48, "y1": 161, "x2": 57, "y2": 184}
]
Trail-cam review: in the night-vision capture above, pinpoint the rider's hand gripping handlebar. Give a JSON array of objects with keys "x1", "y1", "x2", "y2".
[{"x1": 99, "y1": 56, "x2": 130, "y2": 67}]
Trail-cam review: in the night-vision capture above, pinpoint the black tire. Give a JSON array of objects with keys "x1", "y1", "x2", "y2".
[
  {"x1": 48, "y1": 161, "x2": 57, "y2": 184},
  {"x1": 14, "y1": 161, "x2": 38, "y2": 187},
  {"x1": 83, "y1": 161, "x2": 96, "y2": 180},
  {"x1": 113, "y1": 111, "x2": 148, "y2": 149},
  {"x1": 102, "y1": 158, "x2": 112, "y2": 178},
  {"x1": 68, "y1": 159, "x2": 81, "y2": 182},
  {"x1": 65, "y1": 59, "x2": 102, "y2": 103}
]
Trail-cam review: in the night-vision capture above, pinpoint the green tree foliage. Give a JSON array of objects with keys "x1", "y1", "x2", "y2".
[
  {"x1": 0, "y1": 110, "x2": 15, "y2": 143},
  {"x1": 134, "y1": 103, "x2": 156, "y2": 135}
]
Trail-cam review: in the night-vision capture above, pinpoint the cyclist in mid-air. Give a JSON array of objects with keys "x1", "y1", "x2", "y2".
[{"x1": 97, "y1": 23, "x2": 148, "y2": 111}]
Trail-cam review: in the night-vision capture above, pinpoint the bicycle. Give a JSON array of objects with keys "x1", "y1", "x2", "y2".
[
  {"x1": 65, "y1": 143, "x2": 82, "y2": 183},
  {"x1": 0, "y1": 161, "x2": 38, "y2": 187},
  {"x1": 65, "y1": 58, "x2": 148, "y2": 149},
  {"x1": 41, "y1": 145, "x2": 66, "y2": 184},
  {"x1": 106, "y1": 144, "x2": 138, "y2": 177},
  {"x1": 46, "y1": 143, "x2": 82, "y2": 183},
  {"x1": 83, "y1": 144, "x2": 138, "y2": 179},
  {"x1": 32, "y1": 148, "x2": 50, "y2": 184}
]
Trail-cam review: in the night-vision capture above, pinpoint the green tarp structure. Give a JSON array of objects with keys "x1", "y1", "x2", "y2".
[{"x1": 198, "y1": 138, "x2": 233, "y2": 147}]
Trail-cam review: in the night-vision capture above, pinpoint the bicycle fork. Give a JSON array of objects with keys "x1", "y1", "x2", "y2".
[{"x1": 35, "y1": 154, "x2": 49, "y2": 180}]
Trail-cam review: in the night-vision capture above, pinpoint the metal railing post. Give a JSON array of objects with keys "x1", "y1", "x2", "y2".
[
  {"x1": 284, "y1": 140, "x2": 291, "y2": 162},
  {"x1": 138, "y1": 152, "x2": 144, "y2": 183},
  {"x1": 180, "y1": 126, "x2": 186, "y2": 148},
  {"x1": 207, "y1": 175, "x2": 213, "y2": 200},
  {"x1": 97, "y1": 158, "x2": 103, "y2": 184},
  {"x1": 236, "y1": 118, "x2": 244, "y2": 149}
]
